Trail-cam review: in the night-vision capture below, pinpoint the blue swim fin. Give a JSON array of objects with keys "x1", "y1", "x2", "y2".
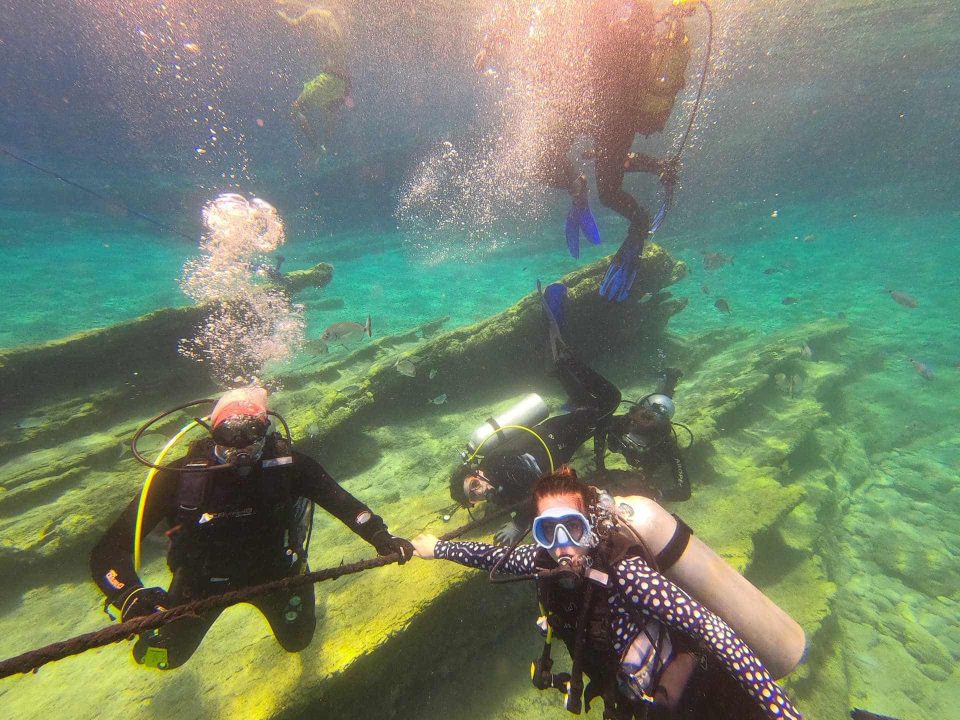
[
  {"x1": 565, "y1": 207, "x2": 581, "y2": 258},
  {"x1": 579, "y1": 206, "x2": 601, "y2": 245},
  {"x1": 543, "y1": 282, "x2": 568, "y2": 329},
  {"x1": 599, "y1": 231, "x2": 644, "y2": 302},
  {"x1": 538, "y1": 280, "x2": 569, "y2": 363}
]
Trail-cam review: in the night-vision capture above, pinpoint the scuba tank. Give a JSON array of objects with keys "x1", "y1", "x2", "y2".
[
  {"x1": 466, "y1": 394, "x2": 549, "y2": 454},
  {"x1": 613, "y1": 495, "x2": 806, "y2": 680}
]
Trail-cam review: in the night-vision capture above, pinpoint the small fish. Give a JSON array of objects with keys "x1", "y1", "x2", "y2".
[
  {"x1": 770, "y1": 209, "x2": 779, "y2": 218},
  {"x1": 801, "y1": 234, "x2": 816, "y2": 243},
  {"x1": 306, "y1": 423, "x2": 320, "y2": 437},
  {"x1": 15, "y1": 416, "x2": 44, "y2": 430},
  {"x1": 714, "y1": 298, "x2": 731, "y2": 313},
  {"x1": 800, "y1": 343, "x2": 814, "y2": 361},
  {"x1": 429, "y1": 368, "x2": 438, "y2": 380},
  {"x1": 763, "y1": 267, "x2": 781, "y2": 275},
  {"x1": 700, "y1": 284, "x2": 710, "y2": 294},
  {"x1": 322, "y1": 315, "x2": 372, "y2": 344},
  {"x1": 395, "y1": 357, "x2": 417, "y2": 377},
  {"x1": 887, "y1": 290, "x2": 918, "y2": 308},
  {"x1": 774, "y1": 372, "x2": 787, "y2": 385},
  {"x1": 340, "y1": 384, "x2": 361, "y2": 394},
  {"x1": 782, "y1": 296, "x2": 800, "y2": 305},
  {"x1": 837, "y1": 311, "x2": 847, "y2": 320},
  {"x1": 639, "y1": 293, "x2": 653, "y2": 304},
  {"x1": 428, "y1": 393, "x2": 448, "y2": 405},
  {"x1": 702, "y1": 252, "x2": 734, "y2": 271},
  {"x1": 909, "y1": 358, "x2": 934, "y2": 381},
  {"x1": 305, "y1": 338, "x2": 329, "y2": 355}
]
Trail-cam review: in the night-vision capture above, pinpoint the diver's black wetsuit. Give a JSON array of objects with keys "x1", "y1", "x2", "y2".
[
  {"x1": 475, "y1": 350, "x2": 621, "y2": 521},
  {"x1": 90, "y1": 435, "x2": 391, "y2": 669},
  {"x1": 604, "y1": 371, "x2": 690, "y2": 502}
]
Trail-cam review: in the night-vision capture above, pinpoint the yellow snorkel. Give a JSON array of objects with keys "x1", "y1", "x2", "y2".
[{"x1": 133, "y1": 418, "x2": 207, "y2": 571}]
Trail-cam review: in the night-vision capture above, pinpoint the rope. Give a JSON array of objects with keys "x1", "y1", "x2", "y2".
[
  {"x1": 0, "y1": 500, "x2": 524, "y2": 680},
  {"x1": 0, "y1": 146, "x2": 195, "y2": 243}
]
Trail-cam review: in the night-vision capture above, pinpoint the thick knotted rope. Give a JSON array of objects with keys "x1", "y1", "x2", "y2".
[{"x1": 0, "y1": 500, "x2": 526, "y2": 680}]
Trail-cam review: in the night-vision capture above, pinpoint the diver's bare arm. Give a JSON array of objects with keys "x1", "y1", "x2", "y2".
[
  {"x1": 614, "y1": 557, "x2": 803, "y2": 720},
  {"x1": 435, "y1": 540, "x2": 538, "y2": 575}
]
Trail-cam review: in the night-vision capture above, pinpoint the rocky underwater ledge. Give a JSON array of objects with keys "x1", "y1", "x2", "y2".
[{"x1": 0, "y1": 244, "x2": 956, "y2": 720}]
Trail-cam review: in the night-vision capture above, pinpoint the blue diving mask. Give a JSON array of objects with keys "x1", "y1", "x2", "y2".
[{"x1": 532, "y1": 507, "x2": 593, "y2": 550}]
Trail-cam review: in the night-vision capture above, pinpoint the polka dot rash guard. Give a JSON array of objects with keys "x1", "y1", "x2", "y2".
[{"x1": 434, "y1": 540, "x2": 802, "y2": 720}]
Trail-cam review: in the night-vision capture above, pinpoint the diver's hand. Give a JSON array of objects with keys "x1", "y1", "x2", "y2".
[
  {"x1": 658, "y1": 157, "x2": 681, "y2": 188},
  {"x1": 493, "y1": 519, "x2": 525, "y2": 546},
  {"x1": 371, "y1": 530, "x2": 416, "y2": 564},
  {"x1": 412, "y1": 533, "x2": 439, "y2": 560},
  {"x1": 119, "y1": 586, "x2": 170, "y2": 623}
]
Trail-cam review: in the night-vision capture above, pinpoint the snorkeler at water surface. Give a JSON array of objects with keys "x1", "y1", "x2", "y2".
[
  {"x1": 90, "y1": 386, "x2": 413, "y2": 670},
  {"x1": 277, "y1": 1, "x2": 355, "y2": 161},
  {"x1": 449, "y1": 281, "x2": 691, "y2": 544}
]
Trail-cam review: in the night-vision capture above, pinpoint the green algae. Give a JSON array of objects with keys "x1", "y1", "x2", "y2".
[{"x1": 0, "y1": 242, "x2": 957, "y2": 720}]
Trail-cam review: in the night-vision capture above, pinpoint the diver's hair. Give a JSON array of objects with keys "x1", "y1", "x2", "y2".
[
  {"x1": 532, "y1": 467, "x2": 599, "y2": 511},
  {"x1": 627, "y1": 405, "x2": 667, "y2": 433},
  {"x1": 449, "y1": 464, "x2": 471, "y2": 505}
]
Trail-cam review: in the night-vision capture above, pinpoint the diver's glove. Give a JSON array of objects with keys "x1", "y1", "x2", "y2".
[
  {"x1": 599, "y1": 222, "x2": 647, "y2": 302},
  {"x1": 119, "y1": 586, "x2": 171, "y2": 623},
  {"x1": 371, "y1": 530, "x2": 416, "y2": 565},
  {"x1": 566, "y1": 175, "x2": 601, "y2": 258},
  {"x1": 493, "y1": 519, "x2": 526, "y2": 546}
]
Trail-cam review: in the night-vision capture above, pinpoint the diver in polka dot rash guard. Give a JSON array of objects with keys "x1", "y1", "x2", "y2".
[{"x1": 413, "y1": 467, "x2": 804, "y2": 720}]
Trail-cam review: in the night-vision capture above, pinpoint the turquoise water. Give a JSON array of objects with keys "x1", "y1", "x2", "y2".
[{"x1": 2, "y1": 1, "x2": 959, "y2": 719}]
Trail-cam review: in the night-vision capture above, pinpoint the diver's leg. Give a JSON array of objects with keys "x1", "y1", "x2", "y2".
[
  {"x1": 251, "y1": 580, "x2": 317, "y2": 653},
  {"x1": 320, "y1": 107, "x2": 338, "y2": 152},
  {"x1": 132, "y1": 574, "x2": 223, "y2": 670},
  {"x1": 595, "y1": 131, "x2": 647, "y2": 234},
  {"x1": 555, "y1": 352, "x2": 621, "y2": 415},
  {"x1": 535, "y1": 125, "x2": 579, "y2": 192}
]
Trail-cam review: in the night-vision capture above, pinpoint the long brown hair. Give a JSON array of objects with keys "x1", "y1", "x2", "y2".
[{"x1": 532, "y1": 467, "x2": 599, "y2": 511}]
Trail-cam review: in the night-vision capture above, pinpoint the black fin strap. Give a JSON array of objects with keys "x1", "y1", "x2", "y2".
[{"x1": 655, "y1": 515, "x2": 692, "y2": 573}]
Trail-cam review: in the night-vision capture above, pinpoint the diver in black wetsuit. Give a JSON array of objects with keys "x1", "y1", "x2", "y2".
[
  {"x1": 449, "y1": 282, "x2": 689, "y2": 544},
  {"x1": 90, "y1": 387, "x2": 413, "y2": 670},
  {"x1": 603, "y1": 368, "x2": 691, "y2": 502}
]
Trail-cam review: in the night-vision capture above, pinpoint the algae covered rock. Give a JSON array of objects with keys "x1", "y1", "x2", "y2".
[{"x1": 280, "y1": 261, "x2": 334, "y2": 295}]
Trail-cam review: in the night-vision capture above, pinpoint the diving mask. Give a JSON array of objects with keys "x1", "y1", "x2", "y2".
[
  {"x1": 212, "y1": 414, "x2": 269, "y2": 466},
  {"x1": 532, "y1": 507, "x2": 593, "y2": 550}
]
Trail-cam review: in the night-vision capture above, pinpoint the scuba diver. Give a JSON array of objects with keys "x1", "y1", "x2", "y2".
[
  {"x1": 602, "y1": 367, "x2": 691, "y2": 502},
  {"x1": 414, "y1": 467, "x2": 806, "y2": 719},
  {"x1": 449, "y1": 282, "x2": 688, "y2": 545},
  {"x1": 475, "y1": 1, "x2": 696, "y2": 302},
  {"x1": 90, "y1": 386, "x2": 413, "y2": 670},
  {"x1": 588, "y1": 0, "x2": 694, "y2": 303}
]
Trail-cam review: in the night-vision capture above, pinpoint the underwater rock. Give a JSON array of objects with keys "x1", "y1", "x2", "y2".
[
  {"x1": 276, "y1": 262, "x2": 334, "y2": 295},
  {"x1": 1, "y1": 252, "x2": 890, "y2": 720}
]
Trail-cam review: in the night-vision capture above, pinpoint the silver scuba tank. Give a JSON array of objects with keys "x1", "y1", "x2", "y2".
[{"x1": 467, "y1": 394, "x2": 549, "y2": 454}]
